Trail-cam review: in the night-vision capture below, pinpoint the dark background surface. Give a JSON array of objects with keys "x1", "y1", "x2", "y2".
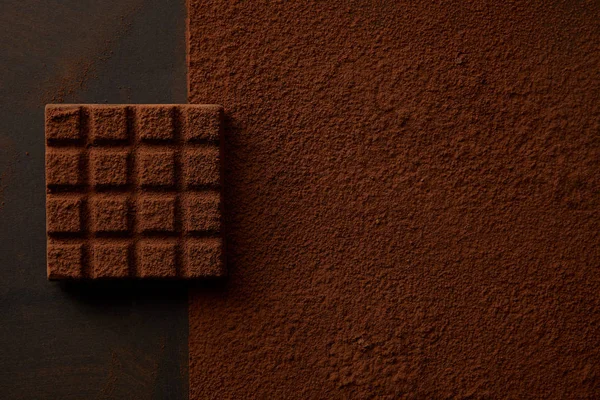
[{"x1": 0, "y1": 1, "x2": 188, "y2": 399}]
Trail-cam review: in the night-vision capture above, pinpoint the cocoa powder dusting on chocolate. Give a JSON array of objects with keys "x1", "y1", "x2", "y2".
[
  {"x1": 45, "y1": 104, "x2": 224, "y2": 279},
  {"x1": 188, "y1": 1, "x2": 600, "y2": 398}
]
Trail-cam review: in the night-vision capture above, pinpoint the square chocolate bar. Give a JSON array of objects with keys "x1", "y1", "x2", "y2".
[{"x1": 45, "y1": 104, "x2": 224, "y2": 279}]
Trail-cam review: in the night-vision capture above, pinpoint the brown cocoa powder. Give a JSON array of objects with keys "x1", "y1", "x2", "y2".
[{"x1": 188, "y1": 1, "x2": 600, "y2": 398}]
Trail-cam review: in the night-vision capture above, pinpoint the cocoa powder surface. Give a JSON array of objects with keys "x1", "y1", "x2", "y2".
[{"x1": 188, "y1": 1, "x2": 600, "y2": 398}]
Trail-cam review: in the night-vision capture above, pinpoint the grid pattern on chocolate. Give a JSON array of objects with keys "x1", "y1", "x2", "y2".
[{"x1": 45, "y1": 104, "x2": 224, "y2": 279}]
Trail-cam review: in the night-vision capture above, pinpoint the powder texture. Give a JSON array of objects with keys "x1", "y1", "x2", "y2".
[{"x1": 188, "y1": 1, "x2": 600, "y2": 398}]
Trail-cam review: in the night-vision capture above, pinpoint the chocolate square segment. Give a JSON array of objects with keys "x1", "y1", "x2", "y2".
[
  {"x1": 45, "y1": 105, "x2": 81, "y2": 142},
  {"x1": 183, "y1": 105, "x2": 222, "y2": 142},
  {"x1": 137, "y1": 106, "x2": 175, "y2": 141},
  {"x1": 183, "y1": 147, "x2": 220, "y2": 188},
  {"x1": 47, "y1": 243, "x2": 84, "y2": 279},
  {"x1": 183, "y1": 238, "x2": 224, "y2": 278},
  {"x1": 90, "y1": 242, "x2": 130, "y2": 278},
  {"x1": 47, "y1": 196, "x2": 83, "y2": 233},
  {"x1": 138, "y1": 240, "x2": 178, "y2": 278},
  {"x1": 138, "y1": 149, "x2": 176, "y2": 188},
  {"x1": 45, "y1": 104, "x2": 224, "y2": 279},
  {"x1": 46, "y1": 149, "x2": 83, "y2": 186},
  {"x1": 90, "y1": 106, "x2": 128, "y2": 142},
  {"x1": 183, "y1": 192, "x2": 220, "y2": 233},
  {"x1": 89, "y1": 149, "x2": 129, "y2": 187},
  {"x1": 90, "y1": 195, "x2": 130, "y2": 233},
  {"x1": 137, "y1": 195, "x2": 177, "y2": 233}
]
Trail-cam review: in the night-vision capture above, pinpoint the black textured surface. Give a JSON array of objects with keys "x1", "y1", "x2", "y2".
[{"x1": 0, "y1": 1, "x2": 188, "y2": 398}]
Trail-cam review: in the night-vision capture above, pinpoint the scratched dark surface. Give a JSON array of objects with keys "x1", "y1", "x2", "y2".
[{"x1": 0, "y1": 1, "x2": 188, "y2": 399}]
